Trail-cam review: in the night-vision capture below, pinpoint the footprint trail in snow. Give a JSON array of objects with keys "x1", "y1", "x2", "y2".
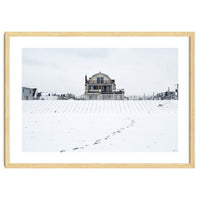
[{"x1": 60, "y1": 118, "x2": 135, "y2": 152}]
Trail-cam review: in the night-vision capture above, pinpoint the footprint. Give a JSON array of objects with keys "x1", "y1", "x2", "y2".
[
  {"x1": 116, "y1": 130, "x2": 121, "y2": 133},
  {"x1": 94, "y1": 141, "x2": 100, "y2": 145},
  {"x1": 104, "y1": 136, "x2": 110, "y2": 140}
]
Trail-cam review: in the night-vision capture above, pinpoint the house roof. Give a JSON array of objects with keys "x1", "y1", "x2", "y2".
[
  {"x1": 22, "y1": 87, "x2": 37, "y2": 90},
  {"x1": 90, "y1": 72, "x2": 112, "y2": 80}
]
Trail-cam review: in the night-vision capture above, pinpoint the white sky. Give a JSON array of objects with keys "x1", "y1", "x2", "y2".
[{"x1": 22, "y1": 48, "x2": 178, "y2": 96}]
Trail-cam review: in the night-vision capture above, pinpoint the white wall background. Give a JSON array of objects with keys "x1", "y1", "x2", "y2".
[{"x1": 0, "y1": 0, "x2": 199, "y2": 200}]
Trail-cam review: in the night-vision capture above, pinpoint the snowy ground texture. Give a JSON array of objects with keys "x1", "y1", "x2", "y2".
[{"x1": 22, "y1": 100, "x2": 178, "y2": 152}]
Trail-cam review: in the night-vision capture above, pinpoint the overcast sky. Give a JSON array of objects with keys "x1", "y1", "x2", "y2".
[{"x1": 22, "y1": 48, "x2": 178, "y2": 96}]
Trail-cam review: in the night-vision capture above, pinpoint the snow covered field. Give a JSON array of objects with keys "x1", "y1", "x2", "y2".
[{"x1": 22, "y1": 100, "x2": 178, "y2": 152}]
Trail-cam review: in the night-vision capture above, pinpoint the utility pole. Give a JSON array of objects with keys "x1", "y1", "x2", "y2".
[{"x1": 175, "y1": 83, "x2": 179, "y2": 100}]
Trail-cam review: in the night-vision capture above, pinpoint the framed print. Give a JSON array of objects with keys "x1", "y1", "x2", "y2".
[{"x1": 5, "y1": 32, "x2": 195, "y2": 168}]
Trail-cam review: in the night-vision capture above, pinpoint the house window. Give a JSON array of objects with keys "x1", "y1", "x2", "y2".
[
  {"x1": 103, "y1": 86, "x2": 110, "y2": 92},
  {"x1": 29, "y1": 90, "x2": 32, "y2": 94},
  {"x1": 97, "y1": 77, "x2": 104, "y2": 84},
  {"x1": 103, "y1": 95, "x2": 111, "y2": 100},
  {"x1": 91, "y1": 86, "x2": 98, "y2": 90},
  {"x1": 115, "y1": 95, "x2": 122, "y2": 100},
  {"x1": 89, "y1": 94, "x2": 97, "y2": 100}
]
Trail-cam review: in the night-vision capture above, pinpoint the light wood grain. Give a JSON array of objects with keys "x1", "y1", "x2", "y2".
[
  {"x1": 189, "y1": 32, "x2": 195, "y2": 168},
  {"x1": 4, "y1": 32, "x2": 195, "y2": 168},
  {"x1": 5, "y1": 32, "x2": 195, "y2": 37},
  {"x1": 5, "y1": 33, "x2": 10, "y2": 167},
  {"x1": 5, "y1": 163, "x2": 195, "y2": 168}
]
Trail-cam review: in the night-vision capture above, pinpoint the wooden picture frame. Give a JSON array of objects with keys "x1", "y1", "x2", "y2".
[{"x1": 5, "y1": 32, "x2": 195, "y2": 168}]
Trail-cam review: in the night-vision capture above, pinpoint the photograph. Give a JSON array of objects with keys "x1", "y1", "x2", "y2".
[
  {"x1": 5, "y1": 32, "x2": 195, "y2": 168},
  {"x1": 22, "y1": 48, "x2": 178, "y2": 153}
]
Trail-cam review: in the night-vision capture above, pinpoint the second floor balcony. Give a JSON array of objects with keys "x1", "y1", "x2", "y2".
[{"x1": 88, "y1": 80, "x2": 113, "y2": 84}]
